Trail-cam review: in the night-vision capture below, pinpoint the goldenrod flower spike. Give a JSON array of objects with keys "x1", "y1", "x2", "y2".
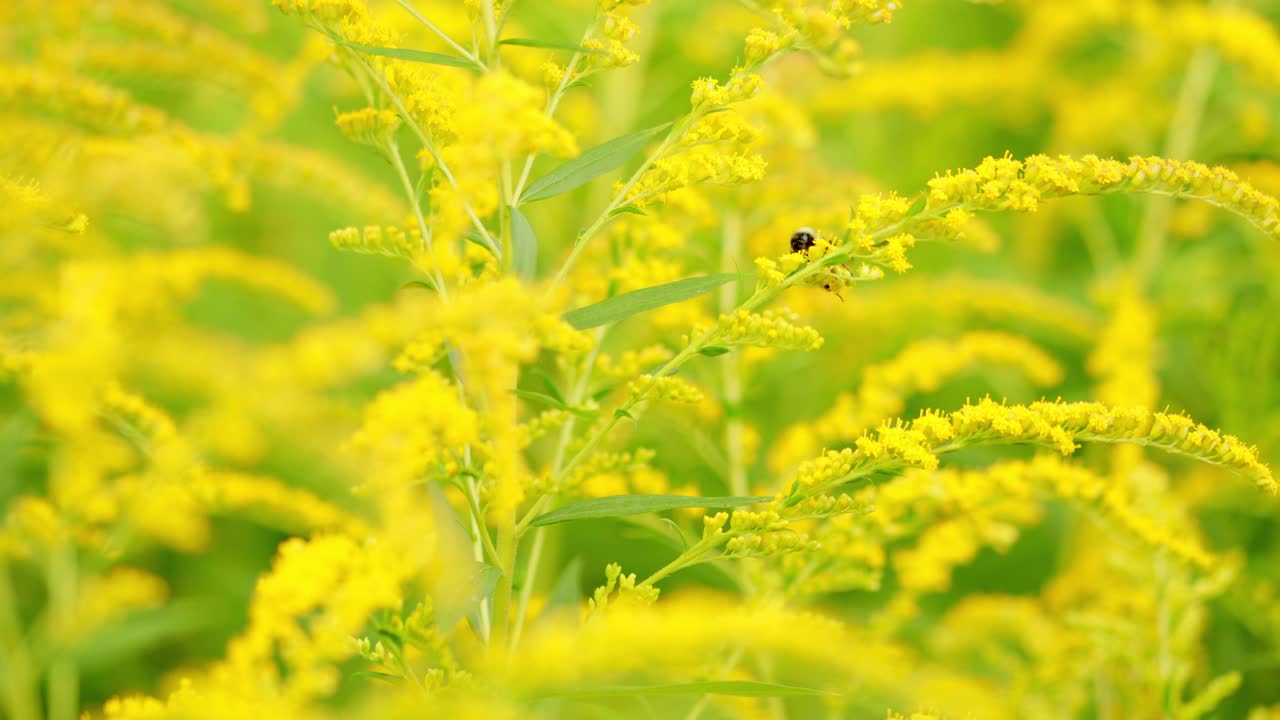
[
  {"x1": 783, "y1": 398, "x2": 1277, "y2": 507},
  {"x1": 924, "y1": 154, "x2": 1280, "y2": 241}
]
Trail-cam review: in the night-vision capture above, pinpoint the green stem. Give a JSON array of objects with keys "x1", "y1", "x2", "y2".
[
  {"x1": 490, "y1": 512, "x2": 517, "y2": 652},
  {"x1": 462, "y1": 478, "x2": 503, "y2": 569},
  {"x1": 392, "y1": 0, "x2": 486, "y2": 69},
  {"x1": 0, "y1": 562, "x2": 38, "y2": 720},
  {"x1": 1133, "y1": 47, "x2": 1217, "y2": 287},
  {"x1": 508, "y1": 524, "x2": 545, "y2": 651},
  {"x1": 720, "y1": 210, "x2": 748, "y2": 498},
  {"x1": 46, "y1": 545, "x2": 78, "y2": 720}
]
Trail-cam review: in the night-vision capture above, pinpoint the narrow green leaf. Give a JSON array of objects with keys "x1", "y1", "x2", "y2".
[
  {"x1": 400, "y1": 280, "x2": 435, "y2": 293},
  {"x1": 527, "y1": 368, "x2": 566, "y2": 404},
  {"x1": 697, "y1": 346, "x2": 731, "y2": 357},
  {"x1": 530, "y1": 494, "x2": 767, "y2": 527},
  {"x1": 819, "y1": 251, "x2": 852, "y2": 267},
  {"x1": 537, "y1": 680, "x2": 832, "y2": 699},
  {"x1": 591, "y1": 384, "x2": 618, "y2": 402},
  {"x1": 660, "y1": 517, "x2": 689, "y2": 550},
  {"x1": 563, "y1": 273, "x2": 737, "y2": 330},
  {"x1": 514, "y1": 388, "x2": 567, "y2": 409},
  {"x1": 546, "y1": 557, "x2": 583, "y2": 611},
  {"x1": 509, "y1": 205, "x2": 538, "y2": 278},
  {"x1": 335, "y1": 40, "x2": 477, "y2": 69},
  {"x1": 499, "y1": 37, "x2": 602, "y2": 54},
  {"x1": 613, "y1": 408, "x2": 636, "y2": 429},
  {"x1": 354, "y1": 671, "x2": 403, "y2": 682},
  {"x1": 464, "y1": 229, "x2": 500, "y2": 255},
  {"x1": 608, "y1": 205, "x2": 647, "y2": 217},
  {"x1": 905, "y1": 192, "x2": 928, "y2": 217},
  {"x1": 522, "y1": 124, "x2": 670, "y2": 203}
]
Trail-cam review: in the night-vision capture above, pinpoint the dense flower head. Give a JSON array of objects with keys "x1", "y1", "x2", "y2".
[{"x1": 781, "y1": 398, "x2": 1276, "y2": 506}]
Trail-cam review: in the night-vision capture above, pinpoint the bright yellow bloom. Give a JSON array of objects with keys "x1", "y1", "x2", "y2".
[{"x1": 783, "y1": 398, "x2": 1276, "y2": 505}]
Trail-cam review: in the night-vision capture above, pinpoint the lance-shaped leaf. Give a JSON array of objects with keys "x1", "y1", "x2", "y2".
[
  {"x1": 509, "y1": 205, "x2": 538, "y2": 279},
  {"x1": 499, "y1": 38, "x2": 603, "y2": 54},
  {"x1": 334, "y1": 39, "x2": 478, "y2": 69},
  {"x1": 521, "y1": 124, "x2": 670, "y2": 203},
  {"x1": 530, "y1": 494, "x2": 767, "y2": 527},
  {"x1": 563, "y1": 274, "x2": 737, "y2": 330}
]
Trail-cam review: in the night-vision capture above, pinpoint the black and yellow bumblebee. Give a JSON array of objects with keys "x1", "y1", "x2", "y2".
[
  {"x1": 790, "y1": 227, "x2": 817, "y2": 254},
  {"x1": 789, "y1": 226, "x2": 852, "y2": 296}
]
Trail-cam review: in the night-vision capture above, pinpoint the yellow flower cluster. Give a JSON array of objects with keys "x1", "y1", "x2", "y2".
[
  {"x1": 783, "y1": 398, "x2": 1277, "y2": 505},
  {"x1": 190, "y1": 470, "x2": 369, "y2": 536},
  {"x1": 0, "y1": 66, "x2": 170, "y2": 136},
  {"x1": 716, "y1": 308, "x2": 824, "y2": 351},
  {"x1": 67, "y1": 568, "x2": 169, "y2": 639},
  {"x1": 587, "y1": 562, "x2": 660, "y2": 614},
  {"x1": 768, "y1": 0, "x2": 902, "y2": 75},
  {"x1": 497, "y1": 594, "x2": 916, "y2": 703},
  {"x1": 628, "y1": 374, "x2": 705, "y2": 404},
  {"x1": 926, "y1": 154, "x2": 1280, "y2": 241},
  {"x1": 223, "y1": 534, "x2": 409, "y2": 701},
  {"x1": 594, "y1": 344, "x2": 675, "y2": 382},
  {"x1": 538, "y1": 447, "x2": 664, "y2": 497},
  {"x1": 581, "y1": 2, "x2": 648, "y2": 69},
  {"x1": 723, "y1": 509, "x2": 818, "y2": 558},
  {"x1": 347, "y1": 371, "x2": 480, "y2": 490},
  {"x1": 625, "y1": 145, "x2": 768, "y2": 208},
  {"x1": 690, "y1": 73, "x2": 765, "y2": 110},
  {"x1": 334, "y1": 107, "x2": 400, "y2": 146},
  {"x1": 329, "y1": 223, "x2": 421, "y2": 258}
]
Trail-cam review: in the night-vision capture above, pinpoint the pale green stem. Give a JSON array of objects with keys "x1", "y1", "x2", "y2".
[
  {"x1": 462, "y1": 477, "x2": 503, "y2": 569},
  {"x1": 1155, "y1": 553, "x2": 1176, "y2": 720},
  {"x1": 46, "y1": 544, "x2": 78, "y2": 720},
  {"x1": 392, "y1": 0, "x2": 485, "y2": 68},
  {"x1": 1133, "y1": 47, "x2": 1218, "y2": 287},
  {"x1": 386, "y1": 139, "x2": 449, "y2": 294},
  {"x1": 1079, "y1": 201, "x2": 1122, "y2": 273},
  {"x1": 509, "y1": 328, "x2": 607, "y2": 649},
  {"x1": 720, "y1": 210, "x2": 748, "y2": 498},
  {"x1": 479, "y1": 0, "x2": 499, "y2": 65},
  {"x1": 507, "y1": 524, "x2": 545, "y2": 651},
  {"x1": 640, "y1": 534, "x2": 721, "y2": 587},
  {"x1": 489, "y1": 513, "x2": 517, "y2": 652},
  {"x1": 464, "y1": 477, "x2": 493, "y2": 643},
  {"x1": 514, "y1": 327, "x2": 607, "y2": 539},
  {"x1": 0, "y1": 562, "x2": 39, "y2": 720}
]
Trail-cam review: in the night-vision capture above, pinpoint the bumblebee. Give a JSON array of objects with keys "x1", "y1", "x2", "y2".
[
  {"x1": 789, "y1": 226, "x2": 850, "y2": 296},
  {"x1": 789, "y1": 227, "x2": 817, "y2": 254}
]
